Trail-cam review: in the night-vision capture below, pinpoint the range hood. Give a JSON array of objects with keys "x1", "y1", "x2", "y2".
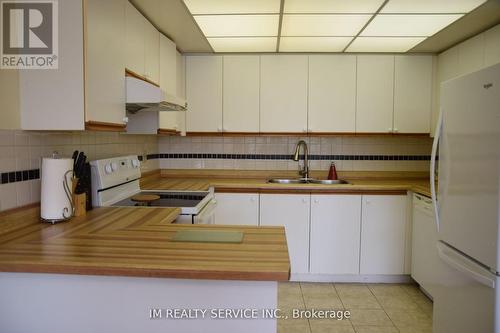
[{"x1": 125, "y1": 76, "x2": 187, "y2": 113}]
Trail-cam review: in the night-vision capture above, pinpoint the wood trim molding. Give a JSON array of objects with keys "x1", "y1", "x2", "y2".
[
  {"x1": 186, "y1": 132, "x2": 431, "y2": 137},
  {"x1": 125, "y1": 68, "x2": 160, "y2": 87},
  {"x1": 85, "y1": 121, "x2": 126, "y2": 132},
  {"x1": 157, "y1": 128, "x2": 181, "y2": 136}
]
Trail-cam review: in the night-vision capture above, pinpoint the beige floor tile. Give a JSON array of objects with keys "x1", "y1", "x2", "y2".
[
  {"x1": 339, "y1": 295, "x2": 382, "y2": 310},
  {"x1": 335, "y1": 284, "x2": 374, "y2": 298},
  {"x1": 375, "y1": 295, "x2": 421, "y2": 311},
  {"x1": 301, "y1": 282, "x2": 337, "y2": 296},
  {"x1": 348, "y1": 309, "x2": 393, "y2": 326},
  {"x1": 279, "y1": 293, "x2": 306, "y2": 310},
  {"x1": 412, "y1": 295, "x2": 433, "y2": 318},
  {"x1": 385, "y1": 308, "x2": 432, "y2": 329},
  {"x1": 368, "y1": 284, "x2": 408, "y2": 298},
  {"x1": 397, "y1": 326, "x2": 433, "y2": 333},
  {"x1": 278, "y1": 319, "x2": 311, "y2": 333},
  {"x1": 310, "y1": 322, "x2": 356, "y2": 333},
  {"x1": 353, "y1": 326, "x2": 398, "y2": 333},
  {"x1": 303, "y1": 293, "x2": 344, "y2": 309},
  {"x1": 400, "y1": 284, "x2": 422, "y2": 298}
]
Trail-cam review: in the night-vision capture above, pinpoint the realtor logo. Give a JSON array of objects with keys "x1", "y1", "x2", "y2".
[{"x1": 1, "y1": 0, "x2": 58, "y2": 69}]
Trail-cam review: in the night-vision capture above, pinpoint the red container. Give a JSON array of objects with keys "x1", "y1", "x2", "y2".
[{"x1": 327, "y1": 162, "x2": 338, "y2": 180}]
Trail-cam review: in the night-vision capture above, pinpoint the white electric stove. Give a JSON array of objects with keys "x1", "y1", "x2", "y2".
[{"x1": 90, "y1": 156, "x2": 216, "y2": 224}]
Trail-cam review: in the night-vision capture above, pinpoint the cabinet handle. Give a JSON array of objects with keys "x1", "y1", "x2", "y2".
[
  {"x1": 250, "y1": 197, "x2": 256, "y2": 202},
  {"x1": 388, "y1": 128, "x2": 393, "y2": 133},
  {"x1": 393, "y1": 128, "x2": 399, "y2": 133},
  {"x1": 303, "y1": 128, "x2": 307, "y2": 133},
  {"x1": 123, "y1": 117, "x2": 129, "y2": 124},
  {"x1": 302, "y1": 198, "x2": 308, "y2": 203},
  {"x1": 217, "y1": 127, "x2": 222, "y2": 132},
  {"x1": 365, "y1": 199, "x2": 371, "y2": 204},
  {"x1": 314, "y1": 199, "x2": 319, "y2": 204}
]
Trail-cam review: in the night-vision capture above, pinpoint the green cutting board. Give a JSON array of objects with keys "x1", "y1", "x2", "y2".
[{"x1": 172, "y1": 230, "x2": 243, "y2": 243}]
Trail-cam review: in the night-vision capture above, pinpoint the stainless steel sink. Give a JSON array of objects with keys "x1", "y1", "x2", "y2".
[
  {"x1": 267, "y1": 178, "x2": 350, "y2": 185},
  {"x1": 267, "y1": 178, "x2": 308, "y2": 184},
  {"x1": 308, "y1": 179, "x2": 350, "y2": 185}
]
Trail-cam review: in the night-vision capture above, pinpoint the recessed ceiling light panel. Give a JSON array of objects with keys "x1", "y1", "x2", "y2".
[
  {"x1": 381, "y1": 0, "x2": 487, "y2": 14},
  {"x1": 361, "y1": 14, "x2": 464, "y2": 37},
  {"x1": 282, "y1": 14, "x2": 371, "y2": 36},
  {"x1": 194, "y1": 15, "x2": 279, "y2": 37},
  {"x1": 280, "y1": 37, "x2": 353, "y2": 52},
  {"x1": 346, "y1": 37, "x2": 426, "y2": 52},
  {"x1": 284, "y1": 0, "x2": 386, "y2": 13},
  {"x1": 207, "y1": 37, "x2": 277, "y2": 52},
  {"x1": 183, "y1": 0, "x2": 281, "y2": 14}
]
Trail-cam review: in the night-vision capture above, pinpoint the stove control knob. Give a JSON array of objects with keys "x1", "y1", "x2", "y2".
[
  {"x1": 104, "y1": 163, "x2": 113, "y2": 174},
  {"x1": 111, "y1": 162, "x2": 118, "y2": 172},
  {"x1": 132, "y1": 159, "x2": 140, "y2": 168}
]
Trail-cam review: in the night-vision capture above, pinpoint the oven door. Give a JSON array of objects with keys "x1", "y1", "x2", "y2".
[{"x1": 193, "y1": 199, "x2": 217, "y2": 225}]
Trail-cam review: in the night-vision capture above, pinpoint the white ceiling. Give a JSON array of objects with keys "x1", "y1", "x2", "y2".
[{"x1": 182, "y1": 0, "x2": 488, "y2": 52}]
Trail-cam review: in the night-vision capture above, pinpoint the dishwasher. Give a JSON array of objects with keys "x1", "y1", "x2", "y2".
[{"x1": 411, "y1": 193, "x2": 442, "y2": 299}]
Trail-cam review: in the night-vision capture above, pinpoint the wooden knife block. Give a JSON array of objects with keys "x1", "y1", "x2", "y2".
[{"x1": 72, "y1": 178, "x2": 86, "y2": 217}]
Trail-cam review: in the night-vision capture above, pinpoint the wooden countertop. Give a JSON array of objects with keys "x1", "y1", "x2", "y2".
[
  {"x1": 0, "y1": 206, "x2": 290, "y2": 281},
  {"x1": 141, "y1": 170, "x2": 433, "y2": 197}
]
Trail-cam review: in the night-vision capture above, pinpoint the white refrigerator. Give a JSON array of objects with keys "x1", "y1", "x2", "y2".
[{"x1": 431, "y1": 62, "x2": 500, "y2": 333}]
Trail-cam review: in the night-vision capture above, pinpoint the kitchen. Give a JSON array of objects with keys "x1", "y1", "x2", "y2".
[{"x1": 0, "y1": 0, "x2": 499, "y2": 332}]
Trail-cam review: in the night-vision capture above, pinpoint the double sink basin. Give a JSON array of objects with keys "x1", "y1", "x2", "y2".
[{"x1": 268, "y1": 178, "x2": 350, "y2": 185}]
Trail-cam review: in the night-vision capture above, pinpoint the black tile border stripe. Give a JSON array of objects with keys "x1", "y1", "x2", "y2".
[
  {"x1": 152, "y1": 153, "x2": 432, "y2": 161},
  {"x1": 1, "y1": 169, "x2": 39, "y2": 185}
]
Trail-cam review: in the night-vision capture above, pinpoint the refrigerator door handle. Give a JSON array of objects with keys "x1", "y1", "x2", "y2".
[
  {"x1": 437, "y1": 242, "x2": 495, "y2": 289},
  {"x1": 430, "y1": 109, "x2": 442, "y2": 232}
]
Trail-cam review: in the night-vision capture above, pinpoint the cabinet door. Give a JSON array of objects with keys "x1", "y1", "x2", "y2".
[
  {"x1": 125, "y1": 1, "x2": 145, "y2": 76},
  {"x1": 223, "y1": 55, "x2": 260, "y2": 132},
  {"x1": 214, "y1": 193, "x2": 259, "y2": 226},
  {"x1": 186, "y1": 56, "x2": 223, "y2": 132},
  {"x1": 356, "y1": 55, "x2": 395, "y2": 133},
  {"x1": 393, "y1": 55, "x2": 432, "y2": 133},
  {"x1": 260, "y1": 194, "x2": 310, "y2": 274},
  {"x1": 159, "y1": 35, "x2": 179, "y2": 132},
  {"x1": 310, "y1": 195, "x2": 362, "y2": 275},
  {"x1": 260, "y1": 55, "x2": 308, "y2": 133},
  {"x1": 85, "y1": 0, "x2": 126, "y2": 126},
  {"x1": 144, "y1": 21, "x2": 159, "y2": 84},
  {"x1": 360, "y1": 195, "x2": 407, "y2": 275},
  {"x1": 308, "y1": 55, "x2": 356, "y2": 133}
]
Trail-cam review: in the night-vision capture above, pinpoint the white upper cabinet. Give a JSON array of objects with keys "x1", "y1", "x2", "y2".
[
  {"x1": 186, "y1": 56, "x2": 223, "y2": 132},
  {"x1": 484, "y1": 24, "x2": 500, "y2": 67},
  {"x1": 125, "y1": 2, "x2": 159, "y2": 84},
  {"x1": 260, "y1": 55, "x2": 308, "y2": 133},
  {"x1": 360, "y1": 195, "x2": 407, "y2": 275},
  {"x1": 144, "y1": 22, "x2": 159, "y2": 84},
  {"x1": 393, "y1": 55, "x2": 433, "y2": 133},
  {"x1": 356, "y1": 55, "x2": 395, "y2": 133},
  {"x1": 310, "y1": 195, "x2": 362, "y2": 275},
  {"x1": 158, "y1": 35, "x2": 179, "y2": 132},
  {"x1": 85, "y1": 0, "x2": 126, "y2": 126},
  {"x1": 308, "y1": 55, "x2": 356, "y2": 133},
  {"x1": 223, "y1": 56, "x2": 260, "y2": 133},
  {"x1": 125, "y1": 2, "x2": 146, "y2": 76}
]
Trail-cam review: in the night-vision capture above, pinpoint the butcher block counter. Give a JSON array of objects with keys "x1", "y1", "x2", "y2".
[
  {"x1": 141, "y1": 169, "x2": 433, "y2": 197},
  {"x1": 0, "y1": 206, "x2": 290, "y2": 281}
]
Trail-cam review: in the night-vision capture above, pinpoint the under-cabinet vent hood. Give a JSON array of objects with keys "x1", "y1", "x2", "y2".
[{"x1": 126, "y1": 76, "x2": 187, "y2": 113}]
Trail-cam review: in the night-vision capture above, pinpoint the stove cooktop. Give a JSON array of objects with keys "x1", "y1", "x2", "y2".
[{"x1": 112, "y1": 191, "x2": 210, "y2": 208}]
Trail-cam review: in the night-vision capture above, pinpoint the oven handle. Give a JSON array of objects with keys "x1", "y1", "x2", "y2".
[{"x1": 194, "y1": 199, "x2": 217, "y2": 224}]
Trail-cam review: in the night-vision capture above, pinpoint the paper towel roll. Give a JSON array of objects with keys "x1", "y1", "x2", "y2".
[{"x1": 40, "y1": 157, "x2": 74, "y2": 222}]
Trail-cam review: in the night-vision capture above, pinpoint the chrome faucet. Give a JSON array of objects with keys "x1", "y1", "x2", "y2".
[{"x1": 293, "y1": 140, "x2": 309, "y2": 179}]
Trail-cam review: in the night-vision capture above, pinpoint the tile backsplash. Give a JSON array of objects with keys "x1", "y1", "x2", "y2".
[
  {"x1": 159, "y1": 136, "x2": 433, "y2": 172},
  {"x1": 0, "y1": 130, "x2": 158, "y2": 212}
]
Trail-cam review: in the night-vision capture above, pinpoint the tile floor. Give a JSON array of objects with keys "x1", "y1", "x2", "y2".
[{"x1": 278, "y1": 282, "x2": 433, "y2": 333}]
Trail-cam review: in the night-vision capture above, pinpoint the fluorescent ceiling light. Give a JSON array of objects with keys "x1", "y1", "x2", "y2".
[
  {"x1": 281, "y1": 14, "x2": 371, "y2": 36},
  {"x1": 183, "y1": 0, "x2": 281, "y2": 14},
  {"x1": 284, "y1": 0, "x2": 385, "y2": 13},
  {"x1": 194, "y1": 15, "x2": 279, "y2": 37},
  {"x1": 280, "y1": 37, "x2": 353, "y2": 52},
  {"x1": 207, "y1": 37, "x2": 277, "y2": 52},
  {"x1": 361, "y1": 14, "x2": 464, "y2": 37},
  {"x1": 381, "y1": 0, "x2": 487, "y2": 14},
  {"x1": 346, "y1": 37, "x2": 426, "y2": 52}
]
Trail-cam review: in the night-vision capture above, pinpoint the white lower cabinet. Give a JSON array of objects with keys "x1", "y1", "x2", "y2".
[
  {"x1": 310, "y1": 195, "x2": 362, "y2": 275},
  {"x1": 214, "y1": 193, "x2": 259, "y2": 226},
  {"x1": 260, "y1": 194, "x2": 310, "y2": 275},
  {"x1": 360, "y1": 195, "x2": 407, "y2": 275}
]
